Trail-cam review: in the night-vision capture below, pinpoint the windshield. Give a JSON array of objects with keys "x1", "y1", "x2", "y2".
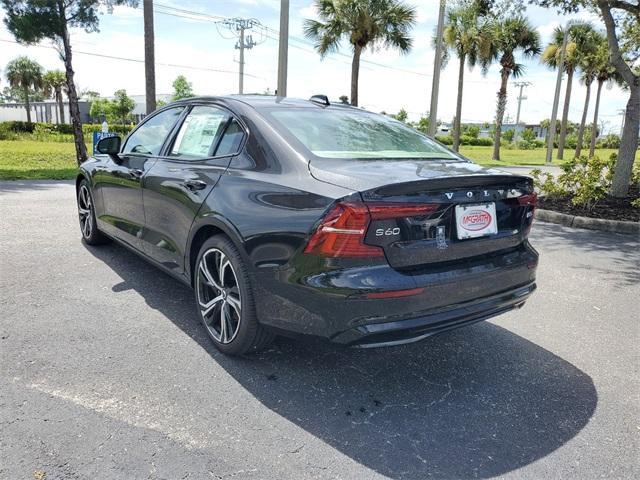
[{"x1": 264, "y1": 108, "x2": 458, "y2": 160}]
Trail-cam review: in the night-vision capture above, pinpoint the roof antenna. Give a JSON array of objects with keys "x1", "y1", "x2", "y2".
[{"x1": 309, "y1": 94, "x2": 330, "y2": 106}]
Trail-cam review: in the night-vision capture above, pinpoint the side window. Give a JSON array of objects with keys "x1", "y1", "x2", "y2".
[
  {"x1": 215, "y1": 119, "x2": 245, "y2": 156},
  {"x1": 170, "y1": 106, "x2": 229, "y2": 158},
  {"x1": 123, "y1": 107, "x2": 184, "y2": 155}
]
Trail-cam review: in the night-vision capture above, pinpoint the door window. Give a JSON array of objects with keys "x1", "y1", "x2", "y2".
[
  {"x1": 170, "y1": 106, "x2": 229, "y2": 158},
  {"x1": 123, "y1": 107, "x2": 184, "y2": 155}
]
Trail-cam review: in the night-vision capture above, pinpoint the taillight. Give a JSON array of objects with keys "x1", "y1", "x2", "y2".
[
  {"x1": 517, "y1": 193, "x2": 537, "y2": 207},
  {"x1": 304, "y1": 202, "x2": 382, "y2": 257},
  {"x1": 304, "y1": 202, "x2": 438, "y2": 258}
]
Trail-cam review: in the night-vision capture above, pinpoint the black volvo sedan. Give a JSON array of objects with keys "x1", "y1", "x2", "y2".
[{"x1": 77, "y1": 95, "x2": 538, "y2": 355}]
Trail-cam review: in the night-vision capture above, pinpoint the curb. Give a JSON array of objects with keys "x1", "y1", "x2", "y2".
[{"x1": 535, "y1": 208, "x2": 639, "y2": 235}]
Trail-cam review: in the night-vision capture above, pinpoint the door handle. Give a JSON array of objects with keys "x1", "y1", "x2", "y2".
[
  {"x1": 182, "y1": 179, "x2": 207, "y2": 191},
  {"x1": 129, "y1": 168, "x2": 144, "y2": 179}
]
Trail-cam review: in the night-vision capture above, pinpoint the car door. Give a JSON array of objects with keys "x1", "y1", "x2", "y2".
[
  {"x1": 141, "y1": 104, "x2": 246, "y2": 275},
  {"x1": 96, "y1": 106, "x2": 185, "y2": 249}
]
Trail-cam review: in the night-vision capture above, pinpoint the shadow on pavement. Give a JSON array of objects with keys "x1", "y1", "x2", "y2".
[{"x1": 86, "y1": 242, "x2": 597, "y2": 479}]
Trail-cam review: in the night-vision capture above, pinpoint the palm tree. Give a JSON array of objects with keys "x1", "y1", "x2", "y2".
[
  {"x1": 541, "y1": 22, "x2": 595, "y2": 159},
  {"x1": 574, "y1": 30, "x2": 607, "y2": 158},
  {"x1": 588, "y1": 40, "x2": 616, "y2": 158},
  {"x1": 304, "y1": 0, "x2": 416, "y2": 107},
  {"x1": 442, "y1": 2, "x2": 491, "y2": 152},
  {"x1": 486, "y1": 17, "x2": 541, "y2": 161},
  {"x1": 43, "y1": 70, "x2": 67, "y2": 124},
  {"x1": 5, "y1": 56, "x2": 43, "y2": 123}
]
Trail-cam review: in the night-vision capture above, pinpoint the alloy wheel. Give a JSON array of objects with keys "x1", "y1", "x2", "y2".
[
  {"x1": 78, "y1": 184, "x2": 93, "y2": 239},
  {"x1": 197, "y1": 248, "x2": 242, "y2": 344}
]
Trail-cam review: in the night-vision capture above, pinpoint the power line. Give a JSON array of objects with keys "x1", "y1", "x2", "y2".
[{"x1": 0, "y1": 38, "x2": 264, "y2": 79}]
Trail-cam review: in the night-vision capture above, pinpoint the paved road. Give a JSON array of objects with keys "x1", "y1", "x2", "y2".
[{"x1": 1, "y1": 181, "x2": 638, "y2": 480}]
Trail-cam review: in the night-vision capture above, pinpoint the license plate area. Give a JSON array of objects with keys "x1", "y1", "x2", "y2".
[{"x1": 455, "y1": 203, "x2": 497, "y2": 239}]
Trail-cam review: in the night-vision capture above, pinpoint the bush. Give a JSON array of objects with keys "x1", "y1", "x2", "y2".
[
  {"x1": 465, "y1": 125, "x2": 480, "y2": 139},
  {"x1": 0, "y1": 121, "x2": 75, "y2": 135},
  {"x1": 502, "y1": 129, "x2": 515, "y2": 143},
  {"x1": 597, "y1": 134, "x2": 620, "y2": 149},
  {"x1": 436, "y1": 135, "x2": 492, "y2": 146},
  {"x1": 522, "y1": 128, "x2": 536, "y2": 143},
  {"x1": 0, "y1": 123, "x2": 18, "y2": 140},
  {"x1": 515, "y1": 140, "x2": 537, "y2": 150},
  {"x1": 531, "y1": 154, "x2": 617, "y2": 211},
  {"x1": 0, "y1": 121, "x2": 134, "y2": 137},
  {"x1": 82, "y1": 124, "x2": 134, "y2": 136},
  {"x1": 435, "y1": 135, "x2": 453, "y2": 145},
  {"x1": 469, "y1": 137, "x2": 493, "y2": 146}
]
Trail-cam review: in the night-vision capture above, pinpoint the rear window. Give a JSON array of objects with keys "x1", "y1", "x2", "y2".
[{"x1": 265, "y1": 108, "x2": 457, "y2": 160}]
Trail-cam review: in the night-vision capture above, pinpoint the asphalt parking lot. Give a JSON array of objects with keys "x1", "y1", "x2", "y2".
[{"x1": 1, "y1": 180, "x2": 638, "y2": 480}]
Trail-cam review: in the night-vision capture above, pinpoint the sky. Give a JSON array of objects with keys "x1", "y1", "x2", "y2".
[{"x1": 0, "y1": 0, "x2": 630, "y2": 134}]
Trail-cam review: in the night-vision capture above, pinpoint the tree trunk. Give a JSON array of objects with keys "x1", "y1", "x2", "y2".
[
  {"x1": 557, "y1": 66, "x2": 573, "y2": 159},
  {"x1": 24, "y1": 85, "x2": 31, "y2": 123},
  {"x1": 143, "y1": 0, "x2": 156, "y2": 114},
  {"x1": 58, "y1": 2, "x2": 87, "y2": 164},
  {"x1": 492, "y1": 69, "x2": 509, "y2": 161},
  {"x1": 589, "y1": 79, "x2": 603, "y2": 158},
  {"x1": 610, "y1": 79, "x2": 639, "y2": 197},
  {"x1": 574, "y1": 79, "x2": 591, "y2": 158},
  {"x1": 453, "y1": 54, "x2": 465, "y2": 152},
  {"x1": 598, "y1": 0, "x2": 640, "y2": 198},
  {"x1": 350, "y1": 44, "x2": 362, "y2": 107},
  {"x1": 56, "y1": 88, "x2": 65, "y2": 124}
]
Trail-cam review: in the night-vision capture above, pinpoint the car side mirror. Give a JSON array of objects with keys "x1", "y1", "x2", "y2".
[{"x1": 96, "y1": 135, "x2": 122, "y2": 155}]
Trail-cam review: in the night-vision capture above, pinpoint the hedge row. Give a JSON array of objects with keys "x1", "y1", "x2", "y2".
[
  {"x1": 435, "y1": 135, "x2": 494, "y2": 146},
  {"x1": 0, "y1": 121, "x2": 134, "y2": 136}
]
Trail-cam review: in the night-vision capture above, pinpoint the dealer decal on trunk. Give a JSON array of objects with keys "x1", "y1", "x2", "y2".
[{"x1": 461, "y1": 210, "x2": 493, "y2": 231}]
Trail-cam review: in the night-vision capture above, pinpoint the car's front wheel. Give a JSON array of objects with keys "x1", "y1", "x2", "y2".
[
  {"x1": 195, "y1": 236, "x2": 274, "y2": 355},
  {"x1": 77, "y1": 179, "x2": 109, "y2": 245}
]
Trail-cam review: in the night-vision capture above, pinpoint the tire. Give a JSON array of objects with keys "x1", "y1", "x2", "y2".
[
  {"x1": 194, "y1": 235, "x2": 275, "y2": 355},
  {"x1": 77, "y1": 179, "x2": 110, "y2": 246}
]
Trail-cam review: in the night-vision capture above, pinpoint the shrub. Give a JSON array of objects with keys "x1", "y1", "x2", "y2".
[
  {"x1": 435, "y1": 135, "x2": 453, "y2": 145},
  {"x1": 597, "y1": 134, "x2": 620, "y2": 149},
  {"x1": 469, "y1": 137, "x2": 493, "y2": 146},
  {"x1": 465, "y1": 125, "x2": 480, "y2": 139},
  {"x1": 0, "y1": 123, "x2": 18, "y2": 140},
  {"x1": 531, "y1": 154, "x2": 617, "y2": 211},
  {"x1": 522, "y1": 128, "x2": 536, "y2": 143},
  {"x1": 502, "y1": 129, "x2": 515, "y2": 143},
  {"x1": 515, "y1": 140, "x2": 537, "y2": 150},
  {"x1": 0, "y1": 121, "x2": 76, "y2": 135},
  {"x1": 82, "y1": 124, "x2": 134, "y2": 136}
]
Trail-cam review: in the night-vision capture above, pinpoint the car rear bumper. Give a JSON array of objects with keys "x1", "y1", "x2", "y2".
[
  {"x1": 332, "y1": 282, "x2": 535, "y2": 347},
  {"x1": 253, "y1": 242, "x2": 538, "y2": 346}
]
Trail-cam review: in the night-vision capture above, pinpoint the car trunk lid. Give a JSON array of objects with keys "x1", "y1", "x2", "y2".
[{"x1": 310, "y1": 159, "x2": 536, "y2": 269}]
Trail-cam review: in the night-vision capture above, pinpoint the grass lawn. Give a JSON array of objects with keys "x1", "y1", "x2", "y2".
[
  {"x1": 459, "y1": 146, "x2": 623, "y2": 167},
  {"x1": 0, "y1": 140, "x2": 90, "y2": 180},
  {"x1": 0, "y1": 139, "x2": 633, "y2": 180}
]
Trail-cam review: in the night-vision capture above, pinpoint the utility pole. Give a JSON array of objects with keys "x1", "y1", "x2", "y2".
[
  {"x1": 218, "y1": 18, "x2": 261, "y2": 95},
  {"x1": 546, "y1": 27, "x2": 569, "y2": 165},
  {"x1": 143, "y1": 0, "x2": 156, "y2": 114},
  {"x1": 428, "y1": 0, "x2": 446, "y2": 137},
  {"x1": 514, "y1": 81, "x2": 531, "y2": 126},
  {"x1": 277, "y1": 0, "x2": 289, "y2": 97},
  {"x1": 618, "y1": 109, "x2": 626, "y2": 133},
  {"x1": 238, "y1": 25, "x2": 246, "y2": 94},
  {"x1": 514, "y1": 81, "x2": 531, "y2": 140}
]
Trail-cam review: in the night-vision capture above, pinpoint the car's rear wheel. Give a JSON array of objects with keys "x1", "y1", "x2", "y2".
[
  {"x1": 77, "y1": 179, "x2": 109, "y2": 245},
  {"x1": 195, "y1": 236, "x2": 274, "y2": 355}
]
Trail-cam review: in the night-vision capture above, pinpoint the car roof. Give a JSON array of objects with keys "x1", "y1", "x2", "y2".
[{"x1": 169, "y1": 94, "x2": 362, "y2": 112}]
